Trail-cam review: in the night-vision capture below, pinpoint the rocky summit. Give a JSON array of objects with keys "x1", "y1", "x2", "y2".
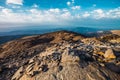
[{"x1": 0, "y1": 30, "x2": 120, "y2": 80}]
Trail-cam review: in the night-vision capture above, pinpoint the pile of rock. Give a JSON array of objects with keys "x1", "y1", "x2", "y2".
[{"x1": 11, "y1": 41, "x2": 120, "y2": 80}]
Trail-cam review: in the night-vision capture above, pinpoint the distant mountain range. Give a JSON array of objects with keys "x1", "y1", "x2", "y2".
[
  {"x1": 0, "y1": 27, "x2": 120, "y2": 44},
  {"x1": 0, "y1": 27, "x2": 118, "y2": 36}
]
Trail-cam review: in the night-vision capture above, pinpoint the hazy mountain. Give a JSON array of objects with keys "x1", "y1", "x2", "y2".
[{"x1": 0, "y1": 27, "x2": 119, "y2": 45}]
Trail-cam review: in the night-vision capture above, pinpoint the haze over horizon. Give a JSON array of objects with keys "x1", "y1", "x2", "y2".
[{"x1": 0, "y1": 0, "x2": 120, "y2": 31}]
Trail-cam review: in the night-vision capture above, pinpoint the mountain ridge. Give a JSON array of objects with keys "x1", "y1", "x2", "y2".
[{"x1": 0, "y1": 29, "x2": 120, "y2": 45}]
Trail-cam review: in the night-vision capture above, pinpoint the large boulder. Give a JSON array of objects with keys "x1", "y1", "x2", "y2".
[{"x1": 104, "y1": 48, "x2": 116, "y2": 59}]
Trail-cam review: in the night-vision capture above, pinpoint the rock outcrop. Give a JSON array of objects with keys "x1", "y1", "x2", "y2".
[{"x1": 11, "y1": 43, "x2": 120, "y2": 80}]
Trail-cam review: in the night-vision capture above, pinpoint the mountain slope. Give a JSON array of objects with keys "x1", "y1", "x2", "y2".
[
  {"x1": 0, "y1": 30, "x2": 120, "y2": 80},
  {"x1": 0, "y1": 31, "x2": 84, "y2": 80}
]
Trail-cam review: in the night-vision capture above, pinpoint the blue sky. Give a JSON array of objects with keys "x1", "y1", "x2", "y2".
[{"x1": 0, "y1": 0, "x2": 120, "y2": 30}]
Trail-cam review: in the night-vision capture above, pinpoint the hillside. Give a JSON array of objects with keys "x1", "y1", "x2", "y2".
[
  {"x1": 111, "y1": 30, "x2": 120, "y2": 36},
  {"x1": 0, "y1": 30, "x2": 120, "y2": 80}
]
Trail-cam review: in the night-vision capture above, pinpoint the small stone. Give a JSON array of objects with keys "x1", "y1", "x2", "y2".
[
  {"x1": 26, "y1": 63, "x2": 34, "y2": 72},
  {"x1": 99, "y1": 63, "x2": 105, "y2": 67},
  {"x1": 30, "y1": 71, "x2": 40, "y2": 77},
  {"x1": 97, "y1": 52, "x2": 104, "y2": 56},
  {"x1": 0, "y1": 67, "x2": 2, "y2": 73},
  {"x1": 58, "y1": 65, "x2": 63, "y2": 71},
  {"x1": 42, "y1": 65, "x2": 49, "y2": 72},
  {"x1": 29, "y1": 59, "x2": 34, "y2": 64},
  {"x1": 52, "y1": 53, "x2": 61, "y2": 61},
  {"x1": 38, "y1": 67, "x2": 42, "y2": 71}
]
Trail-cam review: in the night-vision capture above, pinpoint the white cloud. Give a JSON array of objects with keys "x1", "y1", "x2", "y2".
[
  {"x1": 0, "y1": 7, "x2": 120, "y2": 26},
  {"x1": 11, "y1": 5, "x2": 21, "y2": 8},
  {"x1": 71, "y1": 6, "x2": 81, "y2": 10},
  {"x1": 106, "y1": 7, "x2": 120, "y2": 18},
  {"x1": 92, "y1": 9, "x2": 105, "y2": 19},
  {"x1": 6, "y1": 0, "x2": 23, "y2": 5},
  {"x1": 0, "y1": 8, "x2": 27, "y2": 23},
  {"x1": 1, "y1": 8, "x2": 12, "y2": 14},
  {"x1": 0, "y1": 6, "x2": 4, "y2": 9},
  {"x1": 67, "y1": 1, "x2": 80, "y2": 11},
  {"x1": 62, "y1": 8, "x2": 69, "y2": 12},
  {"x1": 32, "y1": 4, "x2": 39, "y2": 8},
  {"x1": 0, "y1": 7, "x2": 73, "y2": 24},
  {"x1": 82, "y1": 8, "x2": 120, "y2": 19},
  {"x1": 93, "y1": 9, "x2": 103, "y2": 14},
  {"x1": 29, "y1": 9, "x2": 41, "y2": 14},
  {"x1": 67, "y1": 1, "x2": 71, "y2": 6},
  {"x1": 67, "y1": 0, "x2": 75, "y2": 6},
  {"x1": 83, "y1": 12, "x2": 90, "y2": 18},
  {"x1": 49, "y1": 8, "x2": 60, "y2": 13},
  {"x1": 61, "y1": 11, "x2": 71, "y2": 19}
]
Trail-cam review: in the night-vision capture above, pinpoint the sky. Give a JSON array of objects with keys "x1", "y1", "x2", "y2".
[{"x1": 0, "y1": 0, "x2": 120, "y2": 30}]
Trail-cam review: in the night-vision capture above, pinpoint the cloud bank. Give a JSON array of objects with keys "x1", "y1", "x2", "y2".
[
  {"x1": 6, "y1": 0, "x2": 23, "y2": 5},
  {"x1": 0, "y1": 7, "x2": 120, "y2": 24}
]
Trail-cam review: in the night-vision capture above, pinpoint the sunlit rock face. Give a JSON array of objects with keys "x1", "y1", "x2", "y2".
[{"x1": 0, "y1": 30, "x2": 120, "y2": 80}]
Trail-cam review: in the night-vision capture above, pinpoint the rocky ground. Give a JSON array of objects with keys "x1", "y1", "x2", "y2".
[{"x1": 0, "y1": 30, "x2": 120, "y2": 80}]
